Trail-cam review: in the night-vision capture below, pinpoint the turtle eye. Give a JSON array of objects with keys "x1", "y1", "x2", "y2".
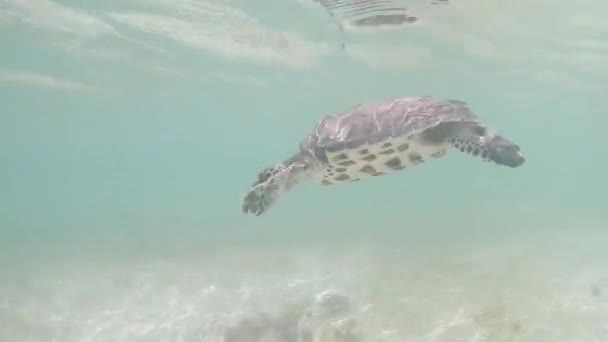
[{"x1": 472, "y1": 126, "x2": 486, "y2": 136}]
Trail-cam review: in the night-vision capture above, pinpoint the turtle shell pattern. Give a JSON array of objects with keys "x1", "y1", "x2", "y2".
[{"x1": 300, "y1": 96, "x2": 481, "y2": 185}]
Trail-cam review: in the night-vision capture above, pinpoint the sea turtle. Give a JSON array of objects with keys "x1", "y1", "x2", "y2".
[{"x1": 242, "y1": 96, "x2": 525, "y2": 216}]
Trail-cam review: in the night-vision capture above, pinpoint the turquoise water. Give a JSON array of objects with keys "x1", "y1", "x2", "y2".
[{"x1": 1, "y1": 0, "x2": 607, "y2": 341}]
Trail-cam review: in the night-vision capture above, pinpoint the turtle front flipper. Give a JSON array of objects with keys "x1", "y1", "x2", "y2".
[
  {"x1": 448, "y1": 125, "x2": 525, "y2": 168},
  {"x1": 242, "y1": 153, "x2": 315, "y2": 216}
]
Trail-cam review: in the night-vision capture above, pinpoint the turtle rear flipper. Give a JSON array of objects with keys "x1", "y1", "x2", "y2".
[{"x1": 242, "y1": 153, "x2": 316, "y2": 216}]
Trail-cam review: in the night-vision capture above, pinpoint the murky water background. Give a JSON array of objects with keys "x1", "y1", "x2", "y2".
[{"x1": 1, "y1": 0, "x2": 607, "y2": 341}]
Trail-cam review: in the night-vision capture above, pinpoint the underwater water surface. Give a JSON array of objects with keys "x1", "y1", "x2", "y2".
[{"x1": 1, "y1": 0, "x2": 607, "y2": 341}]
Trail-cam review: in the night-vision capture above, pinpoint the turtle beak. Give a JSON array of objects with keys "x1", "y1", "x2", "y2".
[
  {"x1": 512, "y1": 145, "x2": 525, "y2": 167},
  {"x1": 489, "y1": 144, "x2": 525, "y2": 168},
  {"x1": 508, "y1": 153, "x2": 525, "y2": 167},
  {"x1": 504, "y1": 147, "x2": 525, "y2": 168}
]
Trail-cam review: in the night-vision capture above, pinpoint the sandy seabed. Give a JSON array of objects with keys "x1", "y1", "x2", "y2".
[{"x1": 1, "y1": 226, "x2": 607, "y2": 342}]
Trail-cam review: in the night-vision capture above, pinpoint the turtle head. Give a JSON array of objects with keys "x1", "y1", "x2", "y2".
[{"x1": 482, "y1": 134, "x2": 525, "y2": 168}]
